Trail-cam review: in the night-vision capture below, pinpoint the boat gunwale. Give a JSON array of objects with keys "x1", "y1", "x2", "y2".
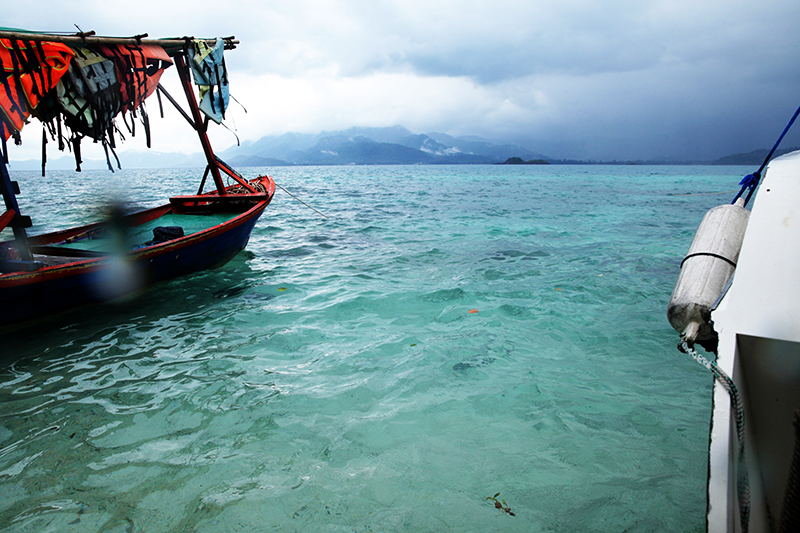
[{"x1": 0, "y1": 197, "x2": 272, "y2": 285}]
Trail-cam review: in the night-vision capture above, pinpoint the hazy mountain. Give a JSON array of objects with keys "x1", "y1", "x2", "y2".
[
  {"x1": 233, "y1": 132, "x2": 320, "y2": 163},
  {"x1": 299, "y1": 135, "x2": 437, "y2": 165},
  {"x1": 218, "y1": 126, "x2": 547, "y2": 165},
  {"x1": 339, "y1": 125, "x2": 416, "y2": 144},
  {"x1": 402, "y1": 134, "x2": 463, "y2": 156},
  {"x1": 225, "y1": 155, "x2": 292, "y2": 168},
  {"x1": 710, "y1": 147, "x2": 800, "y2": 165},
  {"x1": 9, "y1": 125, "x2": 795, "y2": 169},
  {"x1": 425, "y1": 132, "x2": 546, "y2": 161}
]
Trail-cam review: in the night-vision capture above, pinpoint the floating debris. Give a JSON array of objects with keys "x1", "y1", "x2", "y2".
[
  {"x1": 468, "y1": 309, "x2": 479, "y2": 314},
  {"x1": 486, "y1": 493, "x2": 515, "y2": 516}
]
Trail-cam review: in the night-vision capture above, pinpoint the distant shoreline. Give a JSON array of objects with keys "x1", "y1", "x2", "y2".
[
  {"x1": 7, "y1": 147, "x2": 797, "y2": 171},
  {"x1": 5, "y1": 161, "x2": 772, "y2": 172},
  {"x1": 500, "y1": 157, "x2": 550, "y2": 165}
]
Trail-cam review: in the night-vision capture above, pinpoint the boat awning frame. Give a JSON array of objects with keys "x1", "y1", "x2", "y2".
[{"x1": 0, "y1": 28, "x2": 251, "y2": 269}]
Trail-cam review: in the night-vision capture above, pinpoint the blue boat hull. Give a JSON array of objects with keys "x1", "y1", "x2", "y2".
[{"x1": 0, "y1": 178, "x2": 274, "y2": 326}]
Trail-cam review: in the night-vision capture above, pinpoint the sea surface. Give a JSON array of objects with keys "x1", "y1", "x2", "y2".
[{"x1": 0, "y1": 164, "x2": 750, "y2": 532}]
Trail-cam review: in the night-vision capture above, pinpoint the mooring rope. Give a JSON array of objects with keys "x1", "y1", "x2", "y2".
[
  {"x1": 225, "y1": 178, "x2": 329, "y2": 219},
  {"x1": 681, "y1": 341, "x2": 750, "y2": 533},
  {"x1": 733, "y1": 105, "x2": 800, "y2": 207},
  {"x1": 275, "y1": 182, "x2": 329, "y2": 219}
]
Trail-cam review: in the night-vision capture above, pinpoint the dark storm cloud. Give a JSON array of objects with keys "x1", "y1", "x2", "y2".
[{"x1": 5, "y1": 0, "x2": 800, "y2": 161}]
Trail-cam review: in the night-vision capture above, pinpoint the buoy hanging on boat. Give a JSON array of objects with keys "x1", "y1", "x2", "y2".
[{"x1": 668, "y1": 198, "x2": 750, "y2": 349}]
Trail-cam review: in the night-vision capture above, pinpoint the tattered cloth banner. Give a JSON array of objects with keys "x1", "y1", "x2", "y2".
[
  {"x1": 56, "y1": 47, "x2": 121, "y2": 142},
  {"x1": 99, "y1": 43, "x2": 172, "y2": 112},
  {"x1": 0, "y1": 39, "x2": 74, "y2": 140},
  {"x1": 188, "y1": 37, "x2": 228, "y2": 124}
]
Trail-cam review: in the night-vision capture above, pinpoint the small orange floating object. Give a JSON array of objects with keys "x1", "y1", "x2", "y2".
[
  {"x1": 555, "y1": 288, "x2": 563, "y2": 291},
  {"x1": 468, "y1": 309, "x2": 479, "y2": 314}
]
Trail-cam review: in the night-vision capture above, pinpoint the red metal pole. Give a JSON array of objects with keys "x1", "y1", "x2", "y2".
[{"x1": 174, "y1": 52, "x2": 227, "y2": 194}]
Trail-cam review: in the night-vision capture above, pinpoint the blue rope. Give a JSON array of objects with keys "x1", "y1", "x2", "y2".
[{"x1": 733, "y1": 105, "x2": 800, "y2": 206}]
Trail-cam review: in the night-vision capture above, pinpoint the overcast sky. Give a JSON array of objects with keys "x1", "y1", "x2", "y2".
[{"x1": 5, "y1": 0, "x2": 800, "y2": 161}]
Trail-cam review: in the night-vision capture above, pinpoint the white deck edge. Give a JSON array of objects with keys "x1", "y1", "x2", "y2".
[{"x1": 708, "y1": 150, "x2": 800, "y2": 532}]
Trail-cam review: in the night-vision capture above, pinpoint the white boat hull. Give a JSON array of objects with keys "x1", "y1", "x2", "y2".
[{"x1": 708, "y1": 151, "x2": 800, "y2": 532}]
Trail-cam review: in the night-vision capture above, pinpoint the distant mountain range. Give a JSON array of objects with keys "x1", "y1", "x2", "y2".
[
  {"x1": 7, "y1": 125, "x2": 799, "y2": 170},
  {"x1": 218, "y1": 126, "x2": 547, "y2": 166},
  {"x1": 706, "y1": 148, "x2": 800, "y2": 165}
]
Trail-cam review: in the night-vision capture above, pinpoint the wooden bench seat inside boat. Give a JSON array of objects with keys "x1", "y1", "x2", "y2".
[{"x1": 30, "y1": 246, "x2": 107, "y2": 257}]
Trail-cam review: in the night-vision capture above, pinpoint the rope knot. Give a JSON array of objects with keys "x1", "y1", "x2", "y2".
[{"x1": 739, "y1": 172, "x2": 760, "y2": 188}]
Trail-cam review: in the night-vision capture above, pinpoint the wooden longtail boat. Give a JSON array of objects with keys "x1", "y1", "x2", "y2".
[{"x1": 0, "y1": 30, "x2": 276, "y2": 325}]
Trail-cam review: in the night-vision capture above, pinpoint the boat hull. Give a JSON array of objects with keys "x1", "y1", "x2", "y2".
[
  {"x1": 0, "y1": 178, "x2": 274, "y2": 326},
  {"x1": 704, "y1": 151, "x2": 800, "y2": 532}
]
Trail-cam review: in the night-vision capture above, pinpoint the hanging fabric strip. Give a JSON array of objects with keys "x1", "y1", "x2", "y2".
[
  {"x1": 98, "y1": 43, "x2": 172, "y2": 112},
  {"x1": 0, "y1": 39, "x2": 74, "y2": 140},
  {"x1": 187, "y1": 38, "x2": 229, "y2": 124}
]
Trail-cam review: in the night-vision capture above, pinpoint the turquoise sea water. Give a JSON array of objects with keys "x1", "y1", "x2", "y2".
[{"x1": 0, "y1": 164, "x2": 750, "y2": 532}]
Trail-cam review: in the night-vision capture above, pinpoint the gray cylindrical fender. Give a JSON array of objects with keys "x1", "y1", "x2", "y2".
[{"x1": 668, "y1": 199, "x2": 750, "y2": 344}]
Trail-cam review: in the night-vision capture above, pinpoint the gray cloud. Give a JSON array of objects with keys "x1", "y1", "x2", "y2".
[{"x1": 5, "y1": 0, "x2": 800, "y2": 161}]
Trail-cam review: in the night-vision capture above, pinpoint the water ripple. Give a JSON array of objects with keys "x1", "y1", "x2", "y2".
[{"x1": 0, "y1": 164, "x2": 746, "y2": 531}]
